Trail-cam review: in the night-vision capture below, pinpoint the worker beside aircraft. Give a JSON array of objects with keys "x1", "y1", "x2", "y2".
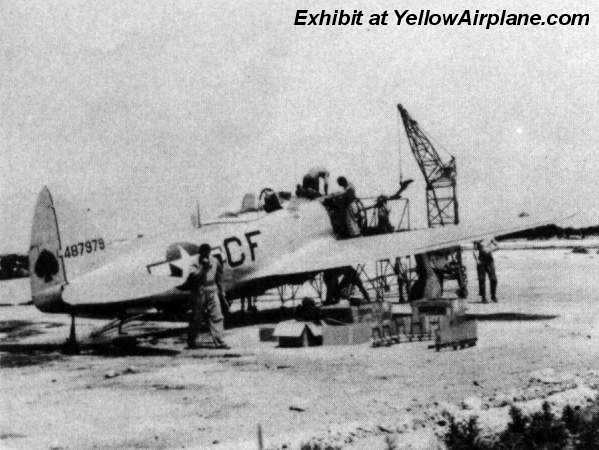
[
  {"x1": 474, "y1": 239, "x2": 498, "y2": 303},
  {"x1": 187, "y1": 244, "x2": 230, "y2": 349}
]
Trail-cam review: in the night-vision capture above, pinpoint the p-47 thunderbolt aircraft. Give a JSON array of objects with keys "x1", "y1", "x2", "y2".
[{"x1": 29, "y1": 186, "x2": 556, "y2": 344}]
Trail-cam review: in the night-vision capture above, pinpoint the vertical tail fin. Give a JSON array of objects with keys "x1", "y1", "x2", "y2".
[
  {"x1": 29, "y1": 187, "x2": 109, "y2": 311},
  {"x1": 29, "y1": 187, "x2": 66, "y2": 311}
]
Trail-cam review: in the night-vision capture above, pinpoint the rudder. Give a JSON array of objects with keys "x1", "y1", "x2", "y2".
[{"x1": 29, "y1": 187, "x2": 67, "y2": 311}]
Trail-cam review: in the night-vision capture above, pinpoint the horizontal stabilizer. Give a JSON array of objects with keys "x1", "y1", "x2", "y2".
[{"x1": 62, "y1": 263, "x2": 183, "y2": 306}]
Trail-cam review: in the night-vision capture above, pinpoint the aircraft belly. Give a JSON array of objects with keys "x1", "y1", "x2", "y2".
[
  {"x1": 62, "y1": 269, "x2": 185, "y2": 306},
  {"x1": 67, "y1": 288, "x2": 189, "y2": 319}
]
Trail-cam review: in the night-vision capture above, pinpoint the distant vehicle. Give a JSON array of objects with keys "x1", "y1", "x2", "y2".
[
  {"x1": 565, "y1": 234, "x2": 584, "y2": 240},
  {"x1": 28, "y1": 186, "x2": 557, "y2": 345}
]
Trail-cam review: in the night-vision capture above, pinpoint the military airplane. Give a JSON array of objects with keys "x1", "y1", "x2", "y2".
[{"x1": 29, "y1": 186, "x2": 558, "y2": 346}]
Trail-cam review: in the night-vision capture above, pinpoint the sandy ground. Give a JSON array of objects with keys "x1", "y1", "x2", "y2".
[{"x1": 1, "y1": 248, "x2": 599, "y2": 449}]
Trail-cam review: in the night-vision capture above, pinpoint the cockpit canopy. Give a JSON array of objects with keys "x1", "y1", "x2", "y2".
[{"x1": 219, "y1": 189, "x2": 290, "y2": 218}]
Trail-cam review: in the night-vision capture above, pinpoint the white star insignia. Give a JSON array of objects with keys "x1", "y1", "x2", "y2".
[{"x1": 169, "y1": 246, "x2": 199, "y2": 280}]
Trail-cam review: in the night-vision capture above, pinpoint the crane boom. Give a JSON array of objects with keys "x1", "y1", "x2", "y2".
[
  {"x1": 397, "y1": 103, "x2": 459, "y2": 227},
  {"x1": 397, "y1": 103, "x2": 467, "y2": 298}
]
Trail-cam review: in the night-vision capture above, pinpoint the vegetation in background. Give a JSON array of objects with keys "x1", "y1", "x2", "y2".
[
  {"x1": 443, "y1": 399, "x2": 599, "y2": 449},
  {"x1": 498, "y1": 224, "x2": 599, "y2": 241}
]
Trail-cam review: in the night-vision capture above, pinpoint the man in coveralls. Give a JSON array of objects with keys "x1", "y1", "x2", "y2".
[
  {"x1": 474, "y1": 239, "x2": 498, "y2": 303},
  {"x1": 187, "y1": 243, "x2": 229, "y2": 349}
]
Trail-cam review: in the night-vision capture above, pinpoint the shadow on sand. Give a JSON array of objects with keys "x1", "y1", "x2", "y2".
[
  {"x1": 464, "y1": 312, "x2": 558, "y2": 321},
  {"x1": 224, "y1": 307, "x2": 296, "y2": 328},
  {"x1": 0, "y1": 320, "x2": 64, "y2": 340},
  {"x1": 0, "y1": 350, "x2": 64, "y2": 368},
  {"x1": 0, "y1": 319, "x2": 181, "y2": 366},
  {"x1": 0, "y1": 342, "x2": 180, "y2": 367}
]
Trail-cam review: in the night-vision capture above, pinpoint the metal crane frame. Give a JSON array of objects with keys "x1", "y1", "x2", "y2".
[{"x1": 397, "y1": 104, "x2": 467, "y2": 298}]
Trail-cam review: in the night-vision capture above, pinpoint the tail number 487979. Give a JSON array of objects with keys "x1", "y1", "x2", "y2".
[{"x1": 63, "y1": 238, "x2": 105, "y2": 258}]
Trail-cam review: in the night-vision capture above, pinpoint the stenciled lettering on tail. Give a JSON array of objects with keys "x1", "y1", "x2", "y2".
[{"x1": 62, "y1": 238, "x2": 106, "y2": 258}]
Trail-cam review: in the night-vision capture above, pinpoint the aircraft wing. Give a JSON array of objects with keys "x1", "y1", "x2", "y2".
[
  {"x1": 61, "y1": 214, "x2": 565, "y2": 306},
  {"x1": 252, "y1": 215, "x2": 565, "y2": 279}
]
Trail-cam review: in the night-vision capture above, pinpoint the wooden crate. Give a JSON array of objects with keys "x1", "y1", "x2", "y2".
[
  {"x1": 322, "y1": 322, "x2": 371, "y2": 346},
  {"x1": 432, "y1": 316, "x2": 477, "y2": 351}
]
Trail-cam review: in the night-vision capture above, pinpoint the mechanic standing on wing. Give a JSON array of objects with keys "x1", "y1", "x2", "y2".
[
  {"x1": 187, "y1": 244, "x2": 230, "y2": 349},
  {"x1": 336, "y1": 176, "x2": 361, "y2": 237},
  {"x1": 301, "y1": 166, "x2": 329, "y2": 199},
  {"x1": 474, "y1": 239, "x2": 498, "y2": 303},
  {"x1": 375, "y1": 195, "x2": 394, "y2": 233}
]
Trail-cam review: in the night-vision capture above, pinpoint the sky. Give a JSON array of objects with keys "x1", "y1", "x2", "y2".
[{"x1": 1, "y1": 0, "x2": 598, "y2": 252}]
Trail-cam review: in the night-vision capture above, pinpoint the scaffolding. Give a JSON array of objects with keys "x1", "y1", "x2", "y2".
[{"x1": 252, "y1": 103, "x2": 471, "y2": 309}]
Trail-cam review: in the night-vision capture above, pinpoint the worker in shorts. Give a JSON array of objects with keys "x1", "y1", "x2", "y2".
[
  {"x1": 474, "y1": 239, "x2": 498, "y2": 303},
  {"x1": 187, "y1": 244, "x2": 229, "y2": 349}
]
